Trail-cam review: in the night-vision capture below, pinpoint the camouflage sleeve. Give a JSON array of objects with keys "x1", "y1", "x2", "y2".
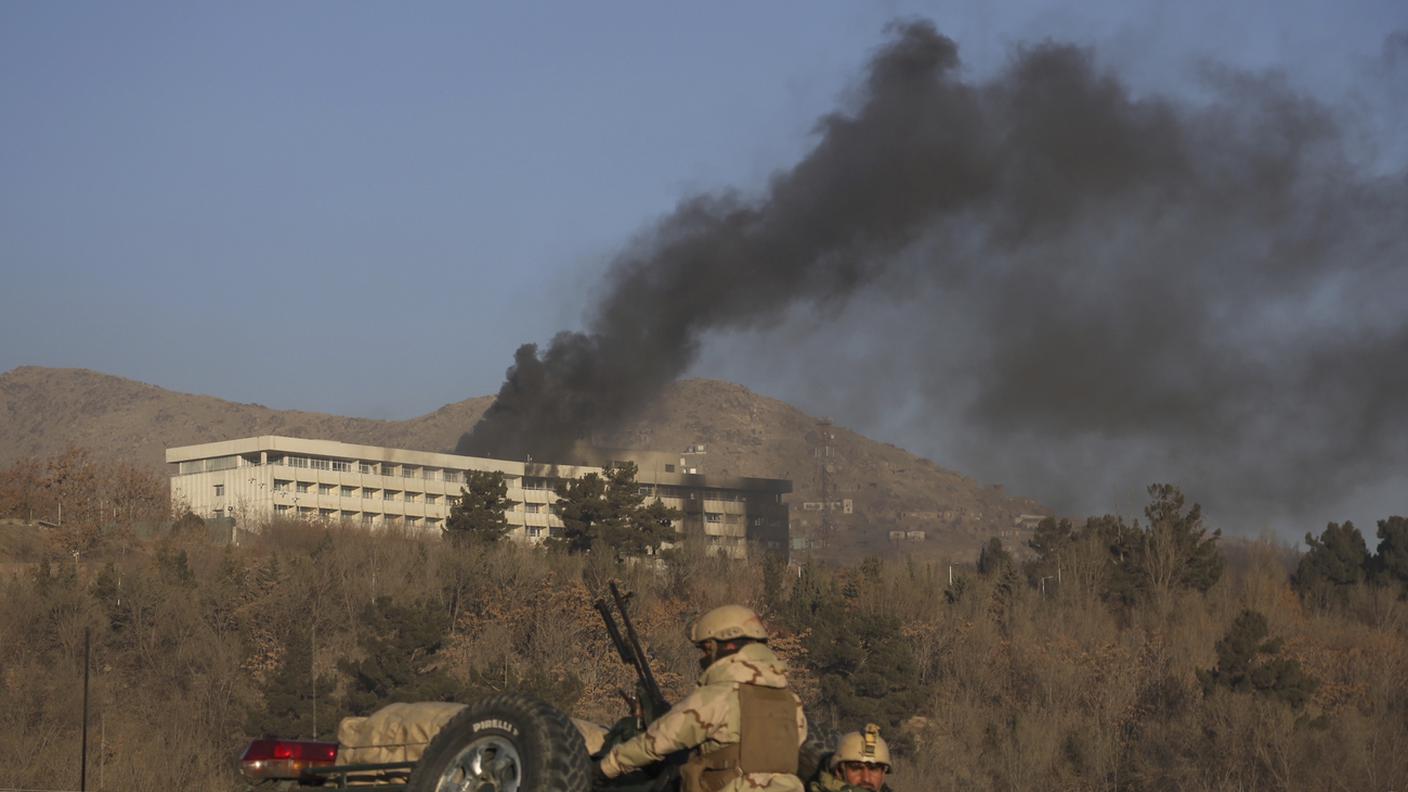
[
  {"x1": 599, "y1": 688, "x2": 718, "y2": 778},
  {"x1": 809, "y1": 770, "x2": 851, "y2": 792}
]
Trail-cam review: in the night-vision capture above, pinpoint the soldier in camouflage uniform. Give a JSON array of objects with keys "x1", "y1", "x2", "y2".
[
  {"x1": 598, "y1": 604, "x2": 808, "y2": 792},
  {"x1": 809, "y1": 725, "x2": 892, "y2": 792}
]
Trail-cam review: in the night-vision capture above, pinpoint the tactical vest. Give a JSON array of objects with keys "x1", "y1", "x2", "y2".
[{"x1": 681, "y1": 684, "x2": 799, "y2": 792}]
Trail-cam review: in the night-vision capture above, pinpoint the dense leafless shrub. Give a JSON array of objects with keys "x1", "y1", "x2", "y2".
[{"x1": 4, "y1": 506, "x2": 1408, "y2": 791}]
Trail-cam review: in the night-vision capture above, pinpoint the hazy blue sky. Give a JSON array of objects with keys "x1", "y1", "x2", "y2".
[{"x1": 3, "y1": 2, "x2": 1404, "y2": 529}]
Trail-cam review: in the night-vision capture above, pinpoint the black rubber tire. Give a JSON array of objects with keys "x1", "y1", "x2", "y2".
[{"x1": 406, "y1": 693, "x2": 591, "y2": 792}]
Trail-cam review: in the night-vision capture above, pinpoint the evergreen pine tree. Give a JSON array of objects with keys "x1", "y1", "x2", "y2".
[
  {"x1": 1089, "y1": 514, "x2": 1144, "y2": 604},
  {"x1": 1028, "y1": 517, "x2": 1075, "y2": 563},
  {"x1": 246, "y1": 626, "x2": 336, "y2": 738},
  {"x1": 1292, "y1": 521, "x2": 1370, "y2": 608},
  {"x1": 339, "y1": 597, "x2": 464, "y2": 715},
  {"x1": 978, "y1": 537, "x2": 1014, "y2": 576},
  {"x1": 1139, "y1": 483, "x2": 1223, "y2": 597},
  {"x1": 552, "y1": 462, "x2": 678, "y2": 557},
  {"x1": 154, "y1": 542, "x2": 195, "y2": 588},
  {"x1": 1372, "y1": 515, "x2": 1408, "y2": 587},
  {"x1": 1197, "y1": 609, "x2": 1317, "y2": 708},
  {"x1": 799, "y1": 565, "x2": 929, "y2": 747},
  {"x1": 444, "y1": 470, "x2": 511, "y2": 545}
]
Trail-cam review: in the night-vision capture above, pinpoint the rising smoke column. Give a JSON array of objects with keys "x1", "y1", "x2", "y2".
[
  {"x1": 461, "y1": 21, "x2": 1001, "y2": 460},
  {"x1": 460, "y1": 20, "x2": 1408, "y2": 527}
]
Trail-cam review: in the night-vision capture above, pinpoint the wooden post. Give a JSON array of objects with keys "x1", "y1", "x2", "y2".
[{"x1": 81, "y1": 627, "x2": 90, "y2": 791}]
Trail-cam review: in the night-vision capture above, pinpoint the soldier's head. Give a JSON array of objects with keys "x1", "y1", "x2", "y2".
[
  {"x1": 831, "y1": 724, "x2": 890, "y2": 792},
  {"x1": 687, "y1": 604, "x2": 768, "y2": 669}
]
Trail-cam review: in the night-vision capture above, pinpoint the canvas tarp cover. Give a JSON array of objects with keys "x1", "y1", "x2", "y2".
[
  {"x1": 337, "y1": 702, "x2": 609, "y2": 766},
  {"x1": 337, "y1": 702, "x2": 467, "y2": 765}
]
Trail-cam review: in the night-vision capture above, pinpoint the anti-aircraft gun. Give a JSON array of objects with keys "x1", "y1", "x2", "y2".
[
  {"x1": 396, "y1": 580, "x2": 680, "y2": 792},
  {"x1": 594, "y1": 580, "x2": 670, "y2": 725},
  {"x1": 590, "y1": 581, "x2": 685, "y2": 792}
]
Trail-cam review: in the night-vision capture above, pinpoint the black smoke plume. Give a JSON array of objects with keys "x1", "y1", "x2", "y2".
[{"x1": 459, "y1": 20, "x2": 1406, "y2": 528}]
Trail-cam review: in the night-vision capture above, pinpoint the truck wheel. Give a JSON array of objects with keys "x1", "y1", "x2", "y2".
[{"x1": 406, "y1": 693, "x2": 590, "y2": 792}]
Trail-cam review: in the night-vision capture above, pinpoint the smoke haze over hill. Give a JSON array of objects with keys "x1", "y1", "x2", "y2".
[{"x1": 461, "y1": 20, "x2": 1408, "y2": 531}]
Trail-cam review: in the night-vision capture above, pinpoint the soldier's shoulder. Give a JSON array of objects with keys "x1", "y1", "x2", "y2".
[
  {"x1": 665, "y1": 679, "x2": 736, "y2": 720},
  {"x1": 692, "y1": 677, "x2": 742, "y2": 704}
]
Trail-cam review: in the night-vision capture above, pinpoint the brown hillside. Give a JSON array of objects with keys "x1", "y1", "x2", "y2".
[
  {"x1": 0, "y1": 366, "x2": 493, "y2": 469},
  {"x1": 0, "y1": 366, "x2": 1044, "y2": 559},
  {"x1": 602, "y1": 381, "x2": 1047, "y2": 558}
]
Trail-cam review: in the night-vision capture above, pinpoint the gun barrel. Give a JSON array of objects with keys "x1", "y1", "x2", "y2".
[
  {"x1": 595, "y1": 599, "x2": 635, "y2": 665},
  {"x1": 610, "y1": 581, "x2": 666, "y2": 709}
]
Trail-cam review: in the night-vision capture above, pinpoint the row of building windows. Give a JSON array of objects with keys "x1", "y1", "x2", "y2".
[
  {"x1": 190, "y1": 454, "x2": 779, "y2": 506},
  {"x1": 254, "y1": 490, "x2": 709, "y2": 518},
  {"x1": 266, "y1": 480, "x2": 455, "y2": 504},
  {"x1": 520, "y1": 503, "x2": 561, "y2": 514},
  {"x1": 244, "y1": 505, "x2": 755, "y2": 539},
  {"x1": 639, "y1": 485, "x2": 762, "y2": 504},
  {"x1": 266, "y1": 506, "x2": 573, "y2": 536},
  {"x1": 271, "y1": 504, "x2": 446, "y2": 527},
  {"x1": 224, "y1": 483, "x2": 767, "y2": 528},
  {"x1": 256, "y1": 481, "x2": 628, "y2": 511},
  {"x1": 703, "y1": 512, "x2": 748, "y2": 524},
  {"x1": 265, "y1": 455, "x2": 471, "y2": 483},
  {"x1": 221, "y1": 504, "x2": 733, "y2": 540},
  {"x1": 706, "y1": 535, "x2": 744, "y2": 546},
  {"x1": 192, "y1": 453, "x2": 480, "y2": 483},
  {"x1": 179, "y1": 456, "x2": 239, "y2": 475},
  {"x1": 252, "y1": 481, "x2": 588, "y2": 516}
]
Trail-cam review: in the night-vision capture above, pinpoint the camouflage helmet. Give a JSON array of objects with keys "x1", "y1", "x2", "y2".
[
  {"x1": 687, "y1": 604, "x2": 769, "y2": 643},
  {"x1": 831, "y1": 724, "x2": 891, "y2": 770}
]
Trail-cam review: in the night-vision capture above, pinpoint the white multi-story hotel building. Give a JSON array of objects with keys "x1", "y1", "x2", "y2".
[{"x1": 166, "y1": 435, "x2": 790, "y2": 558}]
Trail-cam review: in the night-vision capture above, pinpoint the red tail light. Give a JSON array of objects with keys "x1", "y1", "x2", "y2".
[{"x1": 240, "y1": 739, "x2": 338, "y2": 779}]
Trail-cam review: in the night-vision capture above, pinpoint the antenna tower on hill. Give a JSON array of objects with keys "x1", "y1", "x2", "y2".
[{"x1": 816, "y1": 418, "x2": 836, "y2": 536}]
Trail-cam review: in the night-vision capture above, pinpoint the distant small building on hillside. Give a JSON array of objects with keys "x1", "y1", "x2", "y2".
[
  {"x1": 166, "y1": 435, "x2": 791, "y2": 559},
  {"x1": 799, "y1": 498, "x2": 853, "y2": 514}
]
